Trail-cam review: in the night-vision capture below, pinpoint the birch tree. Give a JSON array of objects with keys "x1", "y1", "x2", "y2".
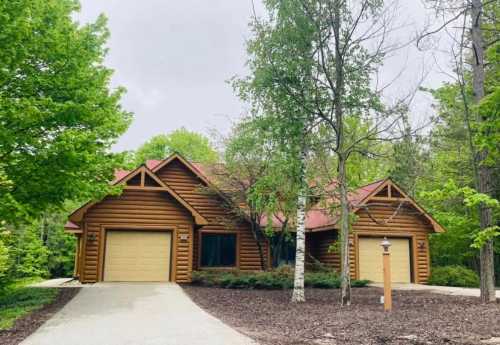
[
  {"x1": 235, "y1": 0, "x2": 319, "y2": 301},
  {"x1": 241, "y1": 0, "x2": 413, "y2": 305}
]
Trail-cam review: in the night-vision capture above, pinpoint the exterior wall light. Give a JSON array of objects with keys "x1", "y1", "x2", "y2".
[
  {"x1": 381, "y1": 237, "x2": 391, "y2": 253},
  {"x1": 87, "y1": 233, "x2": 97, "y2": 242}
]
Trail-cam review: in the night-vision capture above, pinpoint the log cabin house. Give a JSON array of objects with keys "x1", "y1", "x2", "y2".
[{"x1": 65, "y1": 153, "x2": 444, "y2": 284}]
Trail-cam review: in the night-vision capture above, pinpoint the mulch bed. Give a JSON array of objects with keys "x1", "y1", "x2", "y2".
[
  {"x1": 182, "y1": 286, "x2": 500, "y2": 345},
  {"x1": 0, "y1": 288, "x2": 80, "y2": 345}
]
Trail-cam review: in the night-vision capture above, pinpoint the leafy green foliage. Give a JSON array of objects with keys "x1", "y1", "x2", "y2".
[
  {"x1": 3, "y1": 224, "x2": 49, "y2": 279},
  {"x1": 132, "y1": 128, "x2": 218, "y2": 166},
  {"x1": 190, "y1": 269, "x2": 369, "y2": 289},
  {"x1": 428, "y1": 266, "x2": 480, "y2": 288},
  {"x1": 0, "y1": 0, "x2": 131, "y2": 223},
  {"x1": 0, "y1": 205, "x2": 77, "y2": 288},
  {"x1": 0, "y1": 278, "x2": 57, "y2": 330},
  {"x1": 421, "y1": 180, "x2": 500, "y2": 249},
  {"x1": 0, "y1": 238, "x2": 9, "y2": 286}
]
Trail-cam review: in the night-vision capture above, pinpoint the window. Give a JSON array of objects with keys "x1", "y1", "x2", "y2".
[
  {"x1": 200, "y1": 233, "x2": 237, "y2": 267},
  {"x1": 271, "y1": 234, "x2": 296, "y2": 267}
]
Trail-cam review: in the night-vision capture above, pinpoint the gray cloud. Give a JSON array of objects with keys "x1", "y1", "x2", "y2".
[{"x1": 77, "y1": 0, "x2": 451, "y2": 151}]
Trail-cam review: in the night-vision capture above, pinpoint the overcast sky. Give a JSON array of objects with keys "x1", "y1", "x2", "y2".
[{"x1": 77, "y1": 0, "x2": 452, "y2": 152}]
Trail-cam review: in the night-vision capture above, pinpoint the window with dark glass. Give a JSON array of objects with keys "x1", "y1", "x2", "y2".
[
  {"x1": 200, "y1": 233, "x2": 237, "y2": 267},
  {"x1": 271, "y1": 234, "x2": 296, "y2": 267}
]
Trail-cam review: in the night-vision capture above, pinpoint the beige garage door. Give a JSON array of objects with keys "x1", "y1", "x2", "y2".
[
  {"x1": 358, "y1": 237, "x2": 411, "y2": 283},
  {"x1": 104, "y1": 230, "x2": 171, "y2": 282}
]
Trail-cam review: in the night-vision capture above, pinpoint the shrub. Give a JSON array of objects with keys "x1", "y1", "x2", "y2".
[
  {"x1": 428, "y1": 265, "x2": 480, "y2": 288},
  {"x1": 351, "y1": 279, "x2": 370, "y2": 287},
  {"x1": 190, "y1": 269, "x2": 368, "y2": 289},
  {"x1": 304, "y1": 272, "x2": 340, "y2": 288},
  {"x1": 0, "y1": 239, "x2": 10, "y2": 288}
]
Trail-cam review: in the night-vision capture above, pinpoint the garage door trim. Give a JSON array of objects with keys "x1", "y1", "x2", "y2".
[
  {"x1": 354, "y1": 232, "x2": 417, "y2": 283},
  {"x1": 97, "y1": 225, "x2": 178, "y2": 282}
]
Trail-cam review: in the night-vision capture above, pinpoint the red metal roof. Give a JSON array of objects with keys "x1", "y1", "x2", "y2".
[
  {"x1": 306, "y1": 179, "x2": 386, "y2": 230},
  {"x1": 64, "y1": 221, "x2": 80, "y2": 229},
  {"x1": 113, "y1": 169, "x2": 130, "y2": 181},
  {"x1": 112, "y1": 157, "x2": 386, "y2": 231},
  {"x1": 259, "y1": 179, "x2": 387, "y2": 231},
  {"x1": 145, "y1": 160, "x2": 162, "y2": 170}
]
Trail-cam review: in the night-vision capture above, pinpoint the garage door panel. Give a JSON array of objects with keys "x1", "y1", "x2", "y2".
[
  {"x1": 104, "y1": 231, "x2": 171, "y2": 282},
  {"x1": 359, "y1": 237, "x2": 411, "y2": 283}
]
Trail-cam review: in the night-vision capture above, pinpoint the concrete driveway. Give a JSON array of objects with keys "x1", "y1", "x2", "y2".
[
  {"x1": 370, "y1": 283, "x2": 500, "y2": 299},
  {"x1": 21, "y1": 283, "x2": 256, "y2": 345}
]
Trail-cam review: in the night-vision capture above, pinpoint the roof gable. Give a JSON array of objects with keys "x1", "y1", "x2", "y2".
[
  {"x1": 357, "y1": 179, "x2": 444, "y2": 233},
  {"x1": 68, "y1": 164, "x2": 208, "y2": 226},
  {"x1": 286, "y1": 178, "x2": 444, "y2": 233},
  {"x1": 152, "y1": 153, "x2": 213, "y2": 187}
]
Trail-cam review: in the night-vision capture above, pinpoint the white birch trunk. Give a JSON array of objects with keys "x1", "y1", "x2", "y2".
[{"x1": 292, "y1": 147, "x2": 307, "y2": 303}]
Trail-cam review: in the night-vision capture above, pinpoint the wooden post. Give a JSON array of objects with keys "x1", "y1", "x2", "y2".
[
  {"x1": 383, "y1": 251, "x2": 392, "y2": 311},
  {"x1": 73, "y1": 235, "x2": 80, "y2": 278},
  {"x1": 381, "y1": 237, "x2": 392, "y2": 311}
]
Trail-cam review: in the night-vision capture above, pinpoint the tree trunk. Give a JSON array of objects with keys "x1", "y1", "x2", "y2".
[
  {"x1": 251, "y1": 214, "x2": 267, "y2": 271},
  {"x1": 470, "y1": 0, "x2": 496, "y2": 303},
  {"x1": 339, "y1": 155, "x2": 351, "y2": 306},
  {"x1": 292, "y1": 146, "x2": 307, "y2": 303},
  {"x1": 332, "y1": 0, "x2": 350, "y2": 306}
]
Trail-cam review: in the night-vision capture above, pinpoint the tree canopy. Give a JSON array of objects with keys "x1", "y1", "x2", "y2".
[
  {"x1": 132, "y1": 128, "x2": 218, "y2": 166},
  {"x1": 0, "y1": 0, "x2": 131, "y2": 223}
]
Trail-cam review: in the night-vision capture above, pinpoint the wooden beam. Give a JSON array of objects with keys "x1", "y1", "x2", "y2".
[{"x1": 369, "y1": 196, "x2": 409, "y2": 202}]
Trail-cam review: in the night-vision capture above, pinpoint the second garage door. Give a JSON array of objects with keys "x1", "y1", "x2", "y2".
[
  {"x1": 358, "y1": 237, "x2": 411, "y2": 283},
  {"x1": 104, "y1": 230, "x2": 172, "y2": 282}
]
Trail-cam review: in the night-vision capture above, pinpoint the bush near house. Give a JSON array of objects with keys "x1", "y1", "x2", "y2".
[
  {"x1": 190, "y1": 268, "x2": 369, "y2": 289},
  {"x1": 428, "y1": 265, "x2": 480, "y2": 288}
]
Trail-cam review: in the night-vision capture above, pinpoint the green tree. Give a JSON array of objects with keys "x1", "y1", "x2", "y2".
[
  {"x1": 208, "y1": 118, "x2": 300, "y2": 270},
  {"x1": 0, "y1": 225, "x2": 9, "y2": 286},
  {"x1": 133, "y1": 128, "x2": 218, "y2": 165},
  {"x1": 0, "y1": 0, "x2": 131, "y2": 224},
  {"x1": 236, "y1": 0, "x2": 319, "y2": 302},
  {"x1": 419, "y1": 0, "x2": 499, "y2": 302},
  {"x1": 241, "y1": 0, "x2": 407, "y2": 305}
]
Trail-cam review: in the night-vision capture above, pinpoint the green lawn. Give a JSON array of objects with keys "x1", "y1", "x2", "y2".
[{"x1": 0, "y1": 278, "x2": 58, "y2": 330}]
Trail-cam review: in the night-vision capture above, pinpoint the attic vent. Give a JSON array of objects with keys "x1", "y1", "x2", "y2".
[
  {"x1": 375, "y1": 186, "x2": 389, "y2": 197},
  {"x1": 391, "y1": 187, "x2": 403, "y2": 198},
  {"x1": 126, "y1": 174, "x2": 141, "y2": 186},
  {"x1": 144, "y1": 174, "x2": 161, "y2": 187}
]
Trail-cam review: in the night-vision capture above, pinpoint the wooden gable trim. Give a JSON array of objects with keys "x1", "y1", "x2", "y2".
[
  {"x1": 69, "y1": 164, "x2": 208, "y2": 226},
  {"x1": 151, "y1": 153, "x2": 212, "y2": 186},
  {"x1": 139, "y1": 166, "x2": 208, "y2": 225},
  {"x1": 355, "y1": 178, "x2": 445, "y2": 233},
  {"x1": 152, "y1": 153, "x2": 261, "y2": 228}
]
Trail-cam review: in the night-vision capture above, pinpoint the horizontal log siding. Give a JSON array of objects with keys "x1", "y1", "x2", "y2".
[
  {"x1": 308, "y1": 231, "x2": 341, "y2": 272},
  {"x1": 351, "y1": 201, "x2": 433, "y2": 283},
  {"x1": 81, "y1": 190, "x2": 194, "y2": 283},
  {"x1": 157, "y1": 159, "x2": 268, "y2": 271}
]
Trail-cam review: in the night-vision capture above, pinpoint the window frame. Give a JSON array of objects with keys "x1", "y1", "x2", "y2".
[{"x1": 198, "y1": 230, "x2": 239, "y2": 269}]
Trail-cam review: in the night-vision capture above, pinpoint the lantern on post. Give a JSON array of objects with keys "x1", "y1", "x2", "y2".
[{"x1": 380, "y1": 237, "x2": 392, "y2": 311}]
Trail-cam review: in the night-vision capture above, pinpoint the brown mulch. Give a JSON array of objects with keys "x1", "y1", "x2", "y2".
[
  {"x1": 0, "y1": 288, "x2": 80, "y2": 345},
  {"x1": 182, "y1": 286, "x2": 500, "y2": 345}
]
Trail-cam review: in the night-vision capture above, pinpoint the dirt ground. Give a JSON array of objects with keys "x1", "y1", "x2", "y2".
[
  {"x1": 0, "y1": 288, "x2": 80, "y2": 345},
  {"x1": 183, "y1": 286, "x2": 500, "y2": 345}
]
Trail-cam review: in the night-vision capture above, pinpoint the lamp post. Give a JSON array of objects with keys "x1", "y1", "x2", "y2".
[{"x1": 381, "y1": 237, "x2": 392, "y2": 311}]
